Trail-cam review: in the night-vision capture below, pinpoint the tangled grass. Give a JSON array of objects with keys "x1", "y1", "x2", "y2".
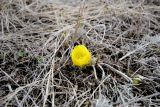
[{"x1": 0, "y1": 0, "x2": 160, "y2": 106}]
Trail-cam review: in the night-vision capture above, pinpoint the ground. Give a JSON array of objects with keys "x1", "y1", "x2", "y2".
[{"x1": 0, "y1": 0, "x2": 160, "y2": 107}]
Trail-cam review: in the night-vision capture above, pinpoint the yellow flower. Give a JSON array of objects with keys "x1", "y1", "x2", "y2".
[{"x1": 71, "y1": 45, "x2": 91, "y2": 67}]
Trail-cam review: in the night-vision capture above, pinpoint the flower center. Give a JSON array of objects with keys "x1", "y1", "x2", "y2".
[{"x1": 77, "y1": 53, "x2": 85, "y2": 59}]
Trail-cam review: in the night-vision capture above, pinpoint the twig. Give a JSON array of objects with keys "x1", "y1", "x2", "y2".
[
  {"x1": 100, "y1": 63, "x2": 132, "y2": 82},
  {"x1": 119, "y1": 43, "x2": 149, "y2": 61},
  {"x1": 124, "y1": 93, "x2": 160, "y2": 106}
]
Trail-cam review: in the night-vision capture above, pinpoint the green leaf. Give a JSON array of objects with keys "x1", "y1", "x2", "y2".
[
  {"x1": 36, "y1": 56, "x2": 43, "y2": 64},
  {"x1": 17, "y1": 50, "x2": 26, "y2": 57}
]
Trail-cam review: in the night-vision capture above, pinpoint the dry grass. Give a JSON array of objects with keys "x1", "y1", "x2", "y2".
[{"x1": 0, "y1": 0, "x2": 160, "y2": 107}]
